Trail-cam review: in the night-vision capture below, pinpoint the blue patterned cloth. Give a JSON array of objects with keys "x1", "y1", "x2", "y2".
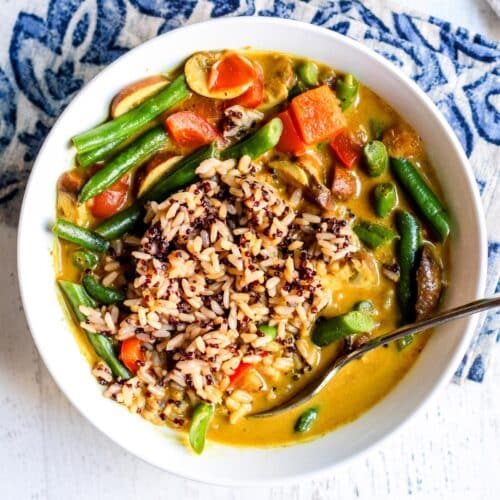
[{"x1": 1, "y1": 0, "x2": 498, "y2": 382}]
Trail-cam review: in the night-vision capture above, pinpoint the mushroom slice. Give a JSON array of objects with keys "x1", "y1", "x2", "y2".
[
  {"x1": 415, "y1": 245, "x2": 443, "y2": 319},
  {"x1": 184, "y1": 52, "x2": 252, "y2": 100},
  {"x1": 269, "y1": 160, "x2": 309, "y2": 190},
  {"x1": 137, "y1": 155, "x2": 183, "y2": 198},
  {"x1": 111, "y1": 75, "x2": 169, "y2": 118}
]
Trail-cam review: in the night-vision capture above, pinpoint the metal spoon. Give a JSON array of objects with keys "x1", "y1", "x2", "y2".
[{"x1": 252, "y1": 295, "x2": 500, "y2": 418}]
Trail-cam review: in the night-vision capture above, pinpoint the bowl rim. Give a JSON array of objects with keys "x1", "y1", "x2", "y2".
[{"x1": 17, "y1": 16, "x2": 488, "y2": 486}]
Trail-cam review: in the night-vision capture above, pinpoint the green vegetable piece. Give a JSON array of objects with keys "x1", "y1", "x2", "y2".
[
  {"x1": 369, "y1": 119, "x2": 386, "y2": 140},
  {"x1": 258, "y1": 324, "x2": 277, "y2": 340},
  {"x1": 288, "y1": 80, "x2": 307, "y2": 100},
  {"x1": 82, "y1": 275, "x2": 125, "y2": 305},
  {"x1": 220, "y1": 118, "x2": 283, "y2": 161},
  {"x1": 294, "y1": 407, "x2": 319, "y2": 433},
  {"x1": 58, "y1": 281, "x2": 131, "y2": 379},
  {"x1": 297, "y1": 61, "x2": 319, "y2": 87},
  {"x1": 354, "y1": 300, "x2": 375, "y2": 313},
  {"x1": 353, "y1": 220, "x2": 398, "y2": 249},
  {"x1": 95, "y1": 203, "x2": 144, "y2": 240},
  {"x1": 363, "y1": 141, "x2": 388, "y2": 177},
  {"x1": 336, "y1": 74, "x2": 359, "y2": 111},
  {"x1": 373, "y1": 183, "x2": 397, "y2": 218},
  {"x1": 72, "y1": 75, "x2": 188, "y2": 153},
  {"x1": 77, "y1": 137, "x2": 124, "y2": 168},
  {"x1": 397, "y1": 334, "x2": 414, "y2": 351},
  {"x1": 189, "y1": 403, "x2": 214, "y2": 454},
  {"x1": 53, "y1": 219, "x2": 110, "y2": 253},
  {"x1": 79, "y1": 126, "x2": 167, "y2": 202},
  {"x1": 141, "y1": 142, "x2": 219, "y2": 203},
  {"x1": 71, "y1": 249, "x2": 99, "y2": 271},
  {"x1": 390, "y1": 157, "x2": 450, "y2": 242},
  {"x1": 312, "y1": 311, "x2": 375, "y2": 347},
  {"x1": 396, "y1": 210, "x2": 421, "y2": 324}
]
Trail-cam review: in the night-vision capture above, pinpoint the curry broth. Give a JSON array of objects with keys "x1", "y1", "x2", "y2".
[{"x1": 55, "y1": 50, "x2": 446, "y2": 448}]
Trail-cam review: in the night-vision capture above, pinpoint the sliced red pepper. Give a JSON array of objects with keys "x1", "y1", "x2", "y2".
[
  {"x1": 330, "y1": 130, "x2": 361, "y2": 168},
  {"x1": 276, "y1": 109, "x2": 307, "y2": 155},
  {"x1": 229, "y1": 352, "x2": 268, "y2": 387},
  {"x1": 229, "y1": 63, "x2": 264, "y2": 108},
  {"x1": 90, "y1": 169, "x2": 129, "y2": 219},
  {"x1": 165, "y1": 111, "x2": 222, "y2": 149},
  {"x1": 208, "y1": 53, "x2": 256, "y2": 91},
  {"x1": 120, "y1": 337, "x2": 145, "y2": 374}
]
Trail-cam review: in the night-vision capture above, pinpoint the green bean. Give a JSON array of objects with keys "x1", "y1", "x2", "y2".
[
  {"x1": 312, "y1": 310, "x2": 375, "y2": 347},
  {"x1": 294, "y1": 407, "x2": 319, "y2": 433},
  {"x1": 95, "y1": 203, "x2": 144, "y2": 240},
  {"x1": 396, "y1": 210, "x2": 421, "y2": 329},
  {"x1": 297, "y1": 61, "x2": 319, "y2": 87},
  {"x1": 79, "y1": 126, "x2": 167, "y2": 202},
  {"x1": 82, "y1": 275, "x2": 125, "y2": 305},
  {"x1": 258, "y1": 324, "x2": 277, "y2": 340},
  {"x1": 373, "y1": 183, "x2": 397, "y2": 218},
  {"x1": 141, "y1": 142, "x2": 219, "y2": 203},
  {"x1": 71, "y1": 249, "x2": 100, "y2": 271},
  {"x1": 220, "y1": 118, "x2": 283, "y2": 161},
  {"x1": 336, "y1": 74, "x2": 359, "y2": 111},
  {"x1": 72, "y1": 75, "x2": 188, "y2": 153},
  {"x1": 353, "y1": 220, "x2": 397, "y2": 249},
  {"x1": 363, "y1": 140, "x2": 388, "y2": 177},
  {"x1": 53, "y1": 219, "x2": 110, "y2": 253},
  {"x1": 189, "y1": 402, "x2": 214, "y2": 454},
  {"x1": 58, "y1": 281, "x2": 131, "y2": 379},
  {"x1": 354, "y1": 300, "x2": 375, "y2": 313},
  {"x1": 390, "y1": 158, "x2": 450, "y2": 242},
  {"x1": 76, "y1": 137, "x2": 124, "y2": 168}
]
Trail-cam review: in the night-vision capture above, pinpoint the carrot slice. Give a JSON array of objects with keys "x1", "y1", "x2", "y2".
[
  {"x1": 208, "y1": 53, "x2": 257, "y2": 91},
  {"x1": 290, "y1": 85, "x2": 346, "y2": 144},
  {"x1": 165, "y1": 111, "x2": 222, "y2": 148},
  {"x1": 229, "y1": 63, "x2": 264, "y2": 108},
  {"x1": 276, "y1": 110, "x2": 307, "y2": 155},
  {"x1": 120, "y1": 337, "x2": 145, "y2": 374},
  {"x1": 330, "y1": 130, "x2": 361, "y2": 168}
]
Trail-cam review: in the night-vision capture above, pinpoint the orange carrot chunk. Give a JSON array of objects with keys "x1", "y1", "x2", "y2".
[
  {"x1": 120, "y1": 337, "x2": 145, "y2": 374},
  {"x1": 330, "y1": 130, "x2": 361, "y2": 168},
  {"x1": 276, "y1": 110, "x2": 307, "y2": 155},
  {"x1": 165, "y1": 111, "x2": 222, "y2": 148},
  {"x1": 290, "y1": 85, "x2": 346, "y2": 144},
  {"x1": 208, "y1": 53, "x2": 257, "y2": 91}
]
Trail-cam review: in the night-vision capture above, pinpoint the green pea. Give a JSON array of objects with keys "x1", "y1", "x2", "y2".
[
  {"x1": 363, "y1": 141, "x2": 388, "y2": 177},
  {"x1": 297, "y1": 61, "x2": 319, "y2": 87},
  {"x1": 294, "y1": 407, "x2": 319, "y2": 433},
  {"x1": 258, "y1": 324, "x2": 277, "y2": 340},
  {"x1": 189, "y1": 403, "x2": 214, "y2": 454},
  {"x1": 373, "y1": 183, "x2": 397, "y2": 218}
]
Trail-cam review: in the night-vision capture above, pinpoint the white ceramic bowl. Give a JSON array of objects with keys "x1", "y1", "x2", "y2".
[{"x1": 18, "y1": 18, "x2": 487, "y2": 485}]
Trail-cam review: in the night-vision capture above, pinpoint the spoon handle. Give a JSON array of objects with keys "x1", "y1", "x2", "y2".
[{"x1": 253, "y1": 295, "x2": 500, "y2": 417}]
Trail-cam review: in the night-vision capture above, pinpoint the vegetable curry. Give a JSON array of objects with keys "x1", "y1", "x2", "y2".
[{"x1": 54, "y1": 49, "x2": 448, "y2": 451}]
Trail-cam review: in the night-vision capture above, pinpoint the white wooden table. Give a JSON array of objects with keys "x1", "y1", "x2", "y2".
[{"x1": 1, "y1": 2, "x2": 499, "y2": 499}]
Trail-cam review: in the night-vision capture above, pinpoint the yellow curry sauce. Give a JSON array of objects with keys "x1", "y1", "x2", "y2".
[{"x1": 55, "y1": 50, "x2": 447, "y2": 448}]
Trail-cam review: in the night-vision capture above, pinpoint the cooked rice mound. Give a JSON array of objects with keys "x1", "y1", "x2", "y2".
[{"x1": 87, "y1": 156, "x2": 359, "y2": 425}]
